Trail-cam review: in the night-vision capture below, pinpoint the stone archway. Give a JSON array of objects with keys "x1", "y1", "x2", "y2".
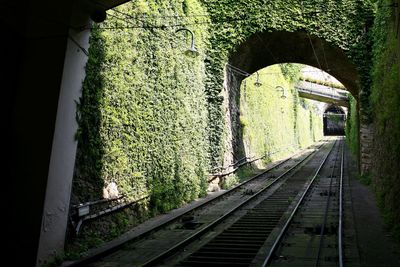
[
  {"x1": 223, "y1": 30, "x2": 360, "y2": 162},
  {"x1": 229, "y1": 31, "x2": 359, "y2": 96}
]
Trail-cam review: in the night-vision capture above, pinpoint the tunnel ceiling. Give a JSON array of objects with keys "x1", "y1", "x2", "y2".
[
  {"x1": 325, "y1": 105, "x2": 346, "y2": 114},
  {"x1": 229, "y1": 31, "x2": 360, "y2": 98}
]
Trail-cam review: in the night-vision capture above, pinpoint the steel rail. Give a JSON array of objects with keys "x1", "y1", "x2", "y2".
[
  {"x1": 315, "y1": 140, "x2": 342, "y2": 267},
  {"x1": 339, "y1": 138, "x2": 345, "y2": 267},
  {"x1": 262, "y1": 140, "x2": 338, "y2": 267},
  {"x1": 141, "y1": 142, "x2": 328, "y2": 267},
  {"x1": 66, "y1": 142, "x2": 325, "y2": 267}
]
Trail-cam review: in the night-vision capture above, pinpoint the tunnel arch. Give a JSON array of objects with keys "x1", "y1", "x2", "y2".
[
  {"x1": 324, "y1": 104, "x2": 346, "y2": 114},
  {"x1": 223, "y1": 30, "x2": 360, "y2": 161},
  {"x1": 323, "y1": 105, "x2": 347, "y2": 136},
  {"x1": 228, "y1": 30, "x2": 360, "y2": 98}
]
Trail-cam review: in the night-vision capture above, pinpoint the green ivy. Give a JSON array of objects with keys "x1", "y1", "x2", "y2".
[
  {"x1": 369, "y1": 0, "x2": 400, "y2": 242},
  {"x1": 239, "y1": 64, "x2": 323, "y2": 166},
  {"x1": 201, "y1": 0, "x2": 374, "y2": 166},
  {"x1": 71, "y1": 0, "x2": 375, "y2": 254},
  {"x1": 74, "y1": 0, "x2": 210, "y2": 214},
  {"x1": 345, "y1": 95, "x2": 359, "y2": 156}
]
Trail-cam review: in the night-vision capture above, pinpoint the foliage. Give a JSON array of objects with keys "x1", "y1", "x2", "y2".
[
  {"x1": 71, "y1": 0, "x2": 211, "y2": 254},
  {"x1": 369, "y1": 0, "x2": 400, "y2": 242},
  {"x1": 299, "y1": 77, "x2": 346, "y2": 90},
  {"x1": 239, "y1": 64, "x2": 323, "y2": 166},
  {"x1": 345, "y1": 95, "x2": 359, "y2": 156},
  {"x1": 280, "y1": 63, "x2": 303, "y2": 82},
  {"x1": 75, "y1": 0, "x2": 210, "y2": 207},
  {"x1": 200, "y1": 0, "x2": 374, "y2": 166},
  {"x1": 71, "y1": 0, "x2": 376, "y2": 254}
]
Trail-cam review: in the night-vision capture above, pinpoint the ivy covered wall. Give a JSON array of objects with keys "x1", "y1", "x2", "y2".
[
  {"x1": 239, "y1": 64, "x2": 323, "y2": 164},
  {"x1": 369, "y1": 0, "x2": 400, "y2": 241},
  {"x1": 70, "y1": 0, "x2": 375, "y2": 255},
  {"x1": 73, "y1": 0, "x2": 211, "y2": 212},
  {"x1": 345, "y1": 95, "x2": 359, "y2": 156},
  {"x1": 201, "y1": 0, "x2": 373, "y2": 170},
  {"x1": 344, "y1": 0, "x2": 400, "y2": 242}
]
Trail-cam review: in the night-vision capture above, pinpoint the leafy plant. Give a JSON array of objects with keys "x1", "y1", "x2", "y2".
[{"x1": 70, "y1": 0, "x2": 377, "y2": 255}]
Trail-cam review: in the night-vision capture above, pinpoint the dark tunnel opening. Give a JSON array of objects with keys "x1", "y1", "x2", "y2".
[{"x1": 323, "y1": 105, "x2": 346, "y2": 136}]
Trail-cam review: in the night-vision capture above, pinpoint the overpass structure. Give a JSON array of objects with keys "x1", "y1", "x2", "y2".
[{"x1": 295, "y1": 81, "x2": 349, "y2": 107}]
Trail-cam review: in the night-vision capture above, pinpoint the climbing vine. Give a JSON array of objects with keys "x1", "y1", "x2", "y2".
[
  {"x1": 200, "y1": 0, "x2": 374, "y2": 167},
  {"x1": 345, "y1": 95, "x2": 359, "y2": 156},
  {"x1": 74, "y1": 0, "x2": 211, "y2": 211},
  {"x1": 369, "y1": 0, "x2": 400, "y2": 242},
  {"x1": 239, "y1": 64, "x2": 323, "y2": 167},
  {"x1": 71, "y1": 0, "x2": 375, "y2": 255}
]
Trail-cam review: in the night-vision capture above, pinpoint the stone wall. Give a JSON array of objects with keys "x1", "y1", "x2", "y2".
[
  {"x1": 359, "y1": 120, "x2": 374, "y2": 175},
  {"x1": 215, "y1": 66, "x2": 245, "y2": 180}
]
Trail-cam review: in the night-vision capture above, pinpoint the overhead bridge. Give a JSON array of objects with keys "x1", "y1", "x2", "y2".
[{"x1": 295, "y1": 81, "x2": 349, "y2": 107}]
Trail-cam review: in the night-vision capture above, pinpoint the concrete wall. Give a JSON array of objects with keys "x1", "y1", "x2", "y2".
[
  {"x1": 4, "y1": 2, "x2": 73, "y2": 265},
  {"x1": 36, "y1": 10, "x2": 91, "y2": 266},
  {"x1": 2, "y1": 1, "x2": 97, "y2": 266}
]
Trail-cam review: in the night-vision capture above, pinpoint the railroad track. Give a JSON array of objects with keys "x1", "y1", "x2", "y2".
[
  {"x1": 158, "y1": 140, "x2": 341, "y2": 267},
  {"x1": 261, "y1": 138, "x2": 344, "y2": 267},
  {"x1": 67, "y1": 140, "x2": 332, "y2": 267}
]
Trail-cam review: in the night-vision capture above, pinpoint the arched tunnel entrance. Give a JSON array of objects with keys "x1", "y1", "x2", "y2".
[
  {"x1": 228, "y1": 30, "x2": 360, "y2": 96},
  {"x1": 323, "y1": 105, "x2": 346, "y2": 136},
  {"x1": 225, "y1": 30, "x2": 359, "y2": 160}
]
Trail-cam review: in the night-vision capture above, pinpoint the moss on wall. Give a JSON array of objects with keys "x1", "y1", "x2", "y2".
[{"x1": 369, "y1": 0, "x2": 400, "y2": 242}]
